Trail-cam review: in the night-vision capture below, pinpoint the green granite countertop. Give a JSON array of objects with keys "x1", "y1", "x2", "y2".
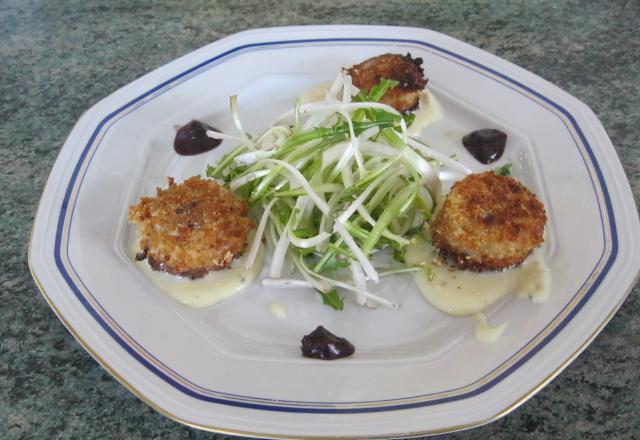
[{"x1": 2, "y1": 0, "x2": 639, "y2": 438}]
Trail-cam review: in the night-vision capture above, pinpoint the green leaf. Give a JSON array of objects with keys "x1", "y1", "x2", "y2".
[
  {"x1": 318, "y1": 252, "x2": 350, "y2": 273},
  {"x1": 495, "y1": 163, "x2": 512, "y2": 176},
  {"x1": 403, "y1": 112, "x2": 416, "y2": 127},
  {"x1": 353, "y1": 89, "x2": 368, "y2": 102},
  {"x1": 321, "y1": 289, "x2": 345, "y2": 311},
  {"x1": 392, "y1": 249, "x2": 405, "y2": 263},
  {"x1": 367, "y1": 78, "x2": 400, "y2": 102}
]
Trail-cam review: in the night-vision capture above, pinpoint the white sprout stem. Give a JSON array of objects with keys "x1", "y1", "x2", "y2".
[
  {"x1": 342, "y1": 74, "x2": 352, "y2": 104},
  {"x1": 377, "y1": 267, "x2": 421, "y2": 277},
  {"x1": 299, "y1": 101, "x2": 401, "y2": 116},
  {"x1": 331, "y1": 144, "x2": 354, "y2": 180},
  {"x1": 322, "y1": 94, "x2": 341, "y2": 105},
  {"x1": 262, "y1": 278, "x2": 314, "y2": 288},
  {"x1": 407, "y1": 138, "x2": 472, "y2": 174},
  {"x1": 339, "y1": 110, "x2": 365, "y2": 175},
  {"x1": 290, "y1": 195, "x2": 310, "y2": 226},
  {"x1": 311, "y1": 271, "x2": 398, "y2": 309},
  {"x1": 356, "y1": 205, "x2": 377, "y2": 226},
  {"x1": 276, "y1": 101, "x2": 401, "y2": 124},
  {"x1": 256, "y1": 125, "x2": 291, "y2": 148},
  {"x1": 276, "y1": 183, "x2": 343, "y2": 196},
  {"x1": 269, "y1": 224, "x2": 290, "y2": 278},
  {"x1": 292, "y1": 254, "x2": 332, "y2": 292},
  {"x1": 293, "y1": 100, "x2": 302, "y2": 133},
  {"x1": 341, "y1": 165, "x2": 353, "y2": 188},
  {"x1": 399, "y1": 117, "x2": 408, "y2": 145},
  {"x1": 229, "y1": 95, "x2": 253, "y2": 147},
  {"x1": 298, "y1": 195, "x2": 317, "y2": 228},
  {"x1": 287, "y1": 198, "x2": 330, "y2": 248},
  {"x1": 205, "y1": 130, "x2": 246, "y2": 144},
  {"x1": 360, "y1": 140, "x2": 400, "y2": 158},
  {"x1": 382, "y1": 230, "x2": 411, "y2": 246},
  {"x1": 332, "y1": 281, "x2": 397, "y2": 309},
  {"x1": 273, "y1": 179, "x2": 288, "y2": 191},
  {"x1": 355, "y1": 204, "x2": 410, "y2": 245},
  {"x1": 302, "y1": 111, "x2": 331, "y2": 132},
  {"x1": 401, "y1": 148, "x2": 439, "y2": 185},
  {"x1": 245, "y1": 198, "x2": 277, "y2": 270},
  {"x1": 358, "y1": 126, "x2": 380, "y2": 143},
  {"x1": 321, "y1": 140, "x2": 350, "y2": 167},
  {"x1": 337, "y1": 174, "x2": 385, "y2": 224},
  {"x1": 275, "y1": 131, "x2": 288, "y2": 148},
  {"x1": 260, "y1": 159, "x2": 330, "y2": 215},
  {"x1": 295, "y1": 254, "x2": 397, "y2": 308},
  {"x1": 418, "y1": 185, "x2": 435, "y2": 213},
  {"x1": 230, "y1": 170, "x2": 271, "y2": 192},
  {"x1": 350, "y1": 261, "x2": 367, "y2": 306},
  {"x1": 328, "y1": 73, "x2": 344, "y2": 99},
  {"x1": 317, "y1": 191, "x2": 341, "y2": 250},
  {"x1": 287, "y1": 229, "x2": 331, "y2": 249},
  {"x1": 234, "y1": 150, "x2": 277, "y2": 166},
  {"x1": 333, "y1": 221, "x2": 379, "y2": 283}
]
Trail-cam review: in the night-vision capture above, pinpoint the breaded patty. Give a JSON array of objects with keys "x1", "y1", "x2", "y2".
[
  {"x1": 128, "y1": 176, "x2": 255, "y2": 279},
  {"x1": 430, "y1": 172, "x2": 546, "y2": 271},
  {"x1": 347, "y1": 53, "x2": 428, "y2": 113}
]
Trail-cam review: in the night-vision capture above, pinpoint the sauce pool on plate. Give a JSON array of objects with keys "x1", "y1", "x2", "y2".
[
  {"x1": 130, "y1": 233, "x2": 264, "y2": 308},
  {"x1": 404, "y1": 235, "x2": 550, "y2": 319}
]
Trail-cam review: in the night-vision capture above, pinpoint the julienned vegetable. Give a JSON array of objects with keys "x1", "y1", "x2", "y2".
[{"x1": 206, "y1": 74, "x2": 468, "y2": 310}]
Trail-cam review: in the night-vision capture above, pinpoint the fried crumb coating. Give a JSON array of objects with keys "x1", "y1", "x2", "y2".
[
  {"x1": 347, "y1": 53, "x2": 428, "y2": 113},
  {"x1": 430, "y1": 172, "x2": 546, "y2": 271},
  {"x1": 128, "y1": 176, "x2": 255, "y2": 279}
]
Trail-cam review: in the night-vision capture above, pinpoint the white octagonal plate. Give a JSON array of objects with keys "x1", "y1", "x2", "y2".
[{"x1": 29, "y1": 26, "x2": 640, "y2": 438}]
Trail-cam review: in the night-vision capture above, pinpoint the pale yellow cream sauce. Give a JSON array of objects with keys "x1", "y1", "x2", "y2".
[
  {"x1": 474, "y1": 312, "x2": 509, "y2": 343},
  {"x1": 130, "y1": 235, "x2": 263, "y2": 308},
  {"x1": 404, "y1": 235, "x2": 550, "y2": 317},
  {"x1": 269, "y1": 301, "x2": 287, "y2": 319}
]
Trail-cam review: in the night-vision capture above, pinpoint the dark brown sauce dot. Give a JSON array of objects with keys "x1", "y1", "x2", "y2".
[
  {"x1": 462, "y1": 129, "x2": 507, "y2": 164},
  {"x1": 301, "y1": 325, "x2": 355, "y2": 360},
  {"x1": 174, "y1": 120, "x2": 222, "y2": 156}
]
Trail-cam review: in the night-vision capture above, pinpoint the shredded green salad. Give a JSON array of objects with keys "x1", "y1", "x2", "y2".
[{"x1": 205, "y1": 74, "x2": 471, "y2": 310}]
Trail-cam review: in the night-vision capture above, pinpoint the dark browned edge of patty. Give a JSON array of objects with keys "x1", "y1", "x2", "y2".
[{"x1": 347, "y1": 53, "x2": 428, "y2": 113}]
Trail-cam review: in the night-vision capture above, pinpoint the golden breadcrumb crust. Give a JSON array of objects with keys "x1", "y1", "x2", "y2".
[
  {"x1": 347, "y1": 53, "x2": 428, "y2": 113},
  {"x1": 128, "y1": 176, "x2": 254, "y2": 279},
  {"x1": 430, "y1": 172, "x2": 546, "y2": 271}
]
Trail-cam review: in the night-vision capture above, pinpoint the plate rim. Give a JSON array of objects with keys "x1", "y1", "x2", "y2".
[{"x1": 29, "y1": 24, "x2": 640, "y2": 437}]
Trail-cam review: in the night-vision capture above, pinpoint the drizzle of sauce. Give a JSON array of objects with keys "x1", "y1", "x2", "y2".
[
  {"x1": 174, "y1": 120, "x2": 222, "y2": 156},
  {"x1": 299, "y1": 81, "x2": 333, "y2": 104},
  {"x1": 405, "y1": 235, "x2": 550, "y2": 317},
  {"x1": 462, "y1": 128, "x2": 507, "y2": 164},
  {"x1": 407, "y1": 90, "x2": 443, "y2": 136},
  {"x1": 474, "y1": 313, "x2": 509, "y2": 343},
  {"x1": 301, "y1": 326, "x2": 355, "y2": 360},
  {"x1": 269, "y1": 301, "x2": 287, "y2": 319},
  {"x1": 130, "y1": 232, "x2": 263, "y2": 308}
]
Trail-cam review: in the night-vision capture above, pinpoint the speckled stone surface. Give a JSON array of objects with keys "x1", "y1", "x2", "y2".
[{"x1": 1, "y1": 0, "x2": 639, "y2": 438}]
